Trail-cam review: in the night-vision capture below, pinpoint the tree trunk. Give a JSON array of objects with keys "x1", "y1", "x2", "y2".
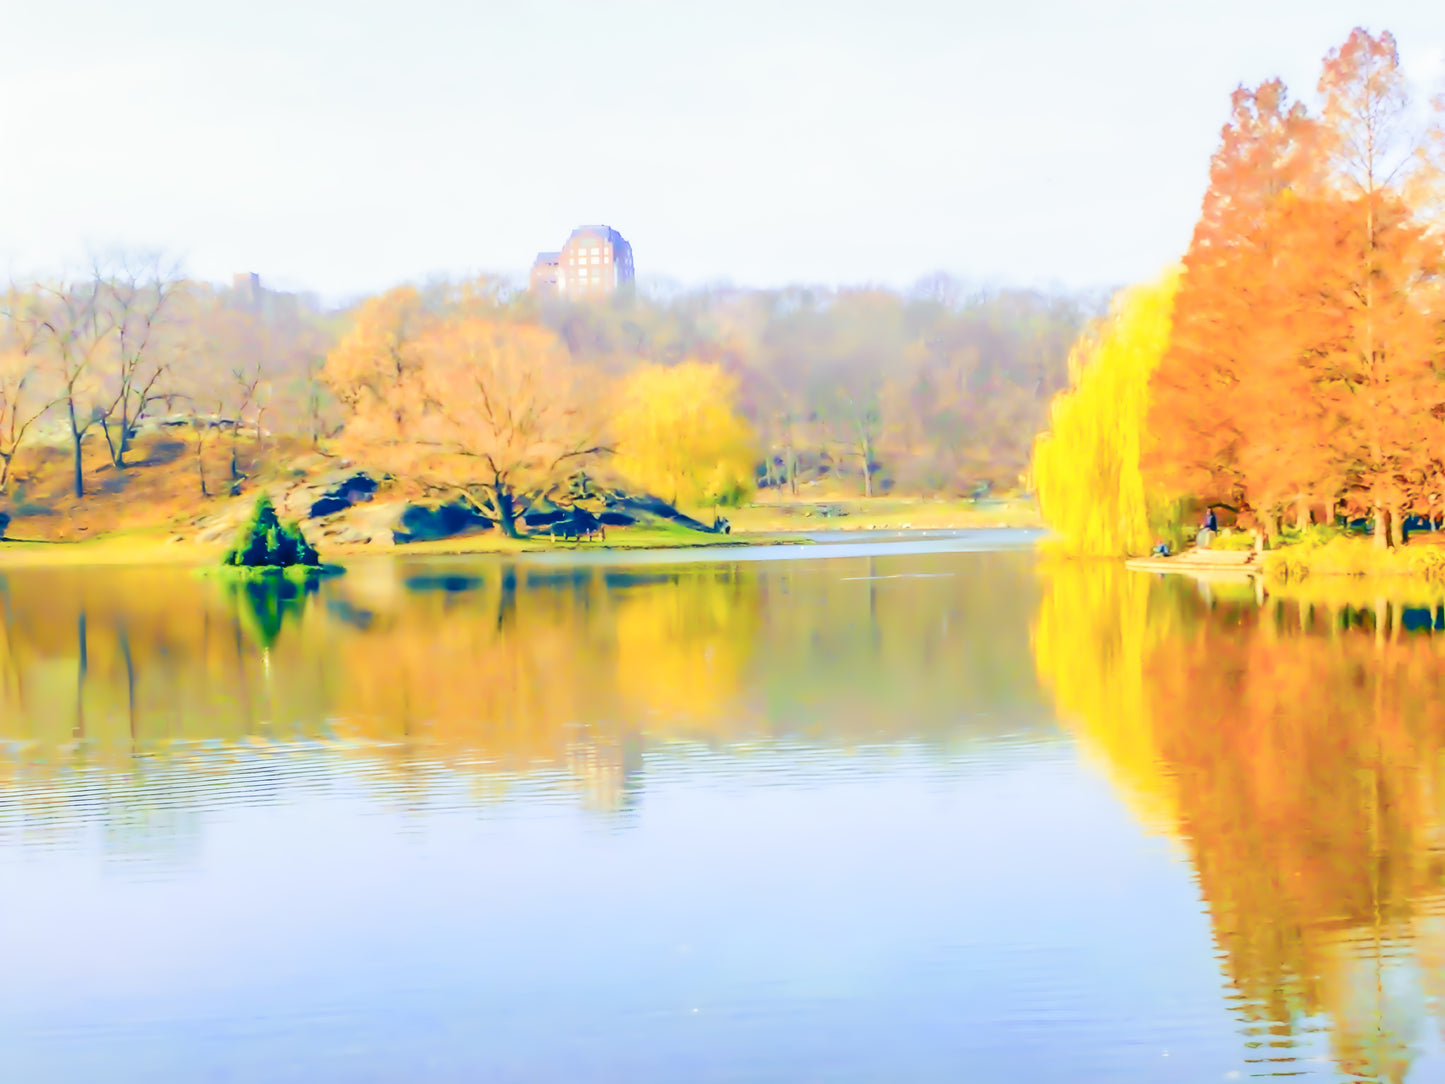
[
  {"x1": 1294, "y1": 498, "x2": 1310, "y2": 531},
  {"x1": 1374, "y1": 503, "x2": 1389, "y2": 550},
  {"x1": 195, "y1": 429, "x2": 209, "y2": 498},
  {"x1": 115, "y1": 404, "x2": 132, "y2": 468},
  {"x1": 490, "y1": 484, "x2": 521, "y2": 538},
  {"x1": 100, "y1": 416, "x2": 119, "y2": 468},
  {"x1": 68, "y1": 400, "x2": 85, "y2": 499},
  {"x1": 1390, "y1": 504, "x2": 1405, "y2": 548}
]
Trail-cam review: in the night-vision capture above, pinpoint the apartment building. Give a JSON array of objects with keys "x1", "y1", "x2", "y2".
[{"x1": 530, "y1": 225, "x2": 634, "y2": 298}]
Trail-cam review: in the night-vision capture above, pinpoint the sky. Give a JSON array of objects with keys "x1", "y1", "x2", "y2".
[{"x1": 1, "y1": 0, "x2": 1441, "y2": 303}]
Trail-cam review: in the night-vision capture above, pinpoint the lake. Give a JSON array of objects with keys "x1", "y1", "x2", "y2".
[{"x1": 2, "y1": 531, "x2": 1443, "y2": 1082}]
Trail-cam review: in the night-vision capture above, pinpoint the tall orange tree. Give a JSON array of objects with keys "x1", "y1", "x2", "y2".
[
  {"x1": 1146, "y1": 79, "x2": 1321, "y2": 531},
  {"x1": 1312, "y1": 29, "x2": 1445, "y2": 546}
]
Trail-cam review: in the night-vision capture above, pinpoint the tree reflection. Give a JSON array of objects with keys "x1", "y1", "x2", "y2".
[
  {"x1": 1035, "y1": 565, "x2": 1445, "y2": 1082},
  {"x1": 0, "y1": 552, "x2": 1050, "y2": 825},
  {"x1": 229, "y1": 576, "x2": 318, "y2": 649}
]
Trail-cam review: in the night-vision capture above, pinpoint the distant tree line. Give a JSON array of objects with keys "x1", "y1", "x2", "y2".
[{"x1": 1, "y1": 256, "x2": 1095, "y2": 511}]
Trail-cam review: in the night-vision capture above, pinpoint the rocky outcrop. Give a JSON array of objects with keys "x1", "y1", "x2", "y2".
[
  {"x1": 598, "y1": 491, "x2": 721, "y2": 533},
  {"x1": 276, "y1": 469, "x2": 378, "y2": 521},
  {"x1": 521, "y1": 496, "x2": 567, "y2": 527},
  {"x1": 194, "y1": 469, "x2": 385, "y2": 546},
  {"x1": 393, "y1": 501, "x2": 494, "y2": 543},
  {"x1": 186, "y1": 473, "x2": 727, "y2": 551}
]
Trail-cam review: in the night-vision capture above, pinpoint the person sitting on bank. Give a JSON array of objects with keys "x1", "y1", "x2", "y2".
[{"x1": 1197, "y1": 507, "x2": 1218, "y2": 549}]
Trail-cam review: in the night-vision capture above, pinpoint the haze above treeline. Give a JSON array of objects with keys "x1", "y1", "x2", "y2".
[{"x1": 4, "y1": 2, "x2": 1441, "y2": 296}]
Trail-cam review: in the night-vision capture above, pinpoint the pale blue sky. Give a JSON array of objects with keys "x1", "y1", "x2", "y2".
[{"x1": 1, "y1": 1, "x2": 1440, "y2": 301}]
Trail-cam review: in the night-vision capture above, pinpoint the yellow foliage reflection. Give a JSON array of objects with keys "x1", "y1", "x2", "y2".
[{"x1": 1035, "y1": 564, "x2": 1445, "y2": 1081}]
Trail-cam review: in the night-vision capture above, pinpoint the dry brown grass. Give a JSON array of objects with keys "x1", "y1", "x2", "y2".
[{"x1": 2, "y1": 430, "x2": 316, "y2": 544}]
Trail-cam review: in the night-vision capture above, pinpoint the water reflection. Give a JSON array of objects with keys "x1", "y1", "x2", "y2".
[
  {"x1": 12, "y1": 547, "x2": 1443, "y2": 1078},
  {"x1": 0, "y1": 550, "x2": 1047, "y2": 823},
  {"x1": 1035, "y1": 563, "x2": 1445, "y2": 1083}
]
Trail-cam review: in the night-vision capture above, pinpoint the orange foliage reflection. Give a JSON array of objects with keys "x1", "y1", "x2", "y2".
[{"x1": 1036, "y1": 565, "x2": 1445, "y2": 1081}]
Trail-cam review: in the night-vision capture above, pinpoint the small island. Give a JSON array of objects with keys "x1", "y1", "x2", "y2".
[{"x1": 207, "y1": 495, "x2": 343, "y2": 581}]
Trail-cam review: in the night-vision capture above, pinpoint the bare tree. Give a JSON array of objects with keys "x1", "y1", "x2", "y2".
[
  {"x1": 38, "y1": 276, "x2": 115, "y2": 498},
  {"x1": 0, "y1": 287, "x2": 55, "y2": 492},
  {"x1": 836, "y1": 389, "x2": 882, "y2": 498},
  {"x1": 226, "y1": 359, "x2": 266, "y2": 492},
  {"x1": 97, "y1": 256, "x2": 182, "y2": 469}
]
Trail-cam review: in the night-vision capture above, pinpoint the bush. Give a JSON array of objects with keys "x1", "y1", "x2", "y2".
[
  {"x1": 1277, "y1": 523, "x2": 1344, "y2": 549},
  {"x1": 223, "y1": 495, "x2": 319, "y2": 569},
  {"x1": 1207, "y1": 529, "x2": 1254, "y2": 551},
  {"x1": 1265, "y1": 534, "x2": 1445, "y2": 581}
]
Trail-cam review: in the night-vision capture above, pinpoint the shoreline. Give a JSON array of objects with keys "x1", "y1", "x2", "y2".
[
  {"x1": 0, "y1": 522, "x2": 1047, "y2": 570},
  {"x1": 0, "y1": 529, "x2": 793, "y2": 569},
  {"x1": 0, "y1": 497, "x2": 1043, "y2": 570}
]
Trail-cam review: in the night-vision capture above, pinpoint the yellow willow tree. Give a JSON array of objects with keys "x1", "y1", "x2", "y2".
[
  {"x1": 612, "y1": 360, "x2": 758, "y2": 511},
  {"x1": 1030, "y1": 271, "x2": 1181, "y2": 557}
]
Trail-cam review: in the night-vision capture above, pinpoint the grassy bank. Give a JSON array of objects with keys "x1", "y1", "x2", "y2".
[{"x1": 728, "y1": 495, "x2": 1040, "y2": 533}]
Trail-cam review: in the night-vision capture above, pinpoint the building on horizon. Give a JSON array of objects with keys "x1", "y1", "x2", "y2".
[
  {"x1": 529, "y1": 225, "x2": 634, "y2": 299},
  {"x1": 232, "y1": 271, "x2": 262, "y2": 312}
]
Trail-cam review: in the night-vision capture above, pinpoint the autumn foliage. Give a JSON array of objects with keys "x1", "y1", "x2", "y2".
[
  {"x1": 1030, "y1": 272, "x2": 1179, "y2": 556},
  {"x1": 1035, "y1": 28, "x2": 1445, "y2": 555},
  {"x1": 612, "y1": 361, "x2": 757, "y2": 509}
]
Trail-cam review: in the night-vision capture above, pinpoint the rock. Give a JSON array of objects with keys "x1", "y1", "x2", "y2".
[
  {"x1": 522, "y1": 496, "x2": 566, "y2": 527},
  {"x1": 600, "y1": 490, "x2": 714, "y2": 533},
  {"x1": 393, "y1": 500, "x2": 494, "y2": 543},
  {"x1": 270, "y1": 469, "x2": 377, "y2": 521},
  {"x1": 196, "y1": 520, "x2": 241, "y2": 545}
]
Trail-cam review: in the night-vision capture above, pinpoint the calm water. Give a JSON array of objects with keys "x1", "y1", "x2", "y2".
[{"x1": 2, "y1": 532, "x2": 1444, "y2": 1082}]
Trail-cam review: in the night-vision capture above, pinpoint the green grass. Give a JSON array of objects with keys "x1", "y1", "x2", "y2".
[
  {"x1": 388, "y1": 523, "x2": 807, "y2": 556},
  {"x1": 194, "y1": 563, "x2": 346, "y2": 582},
  {"x1": 1207, "y1": 529, "x2": 1257, "y2": 551}
]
